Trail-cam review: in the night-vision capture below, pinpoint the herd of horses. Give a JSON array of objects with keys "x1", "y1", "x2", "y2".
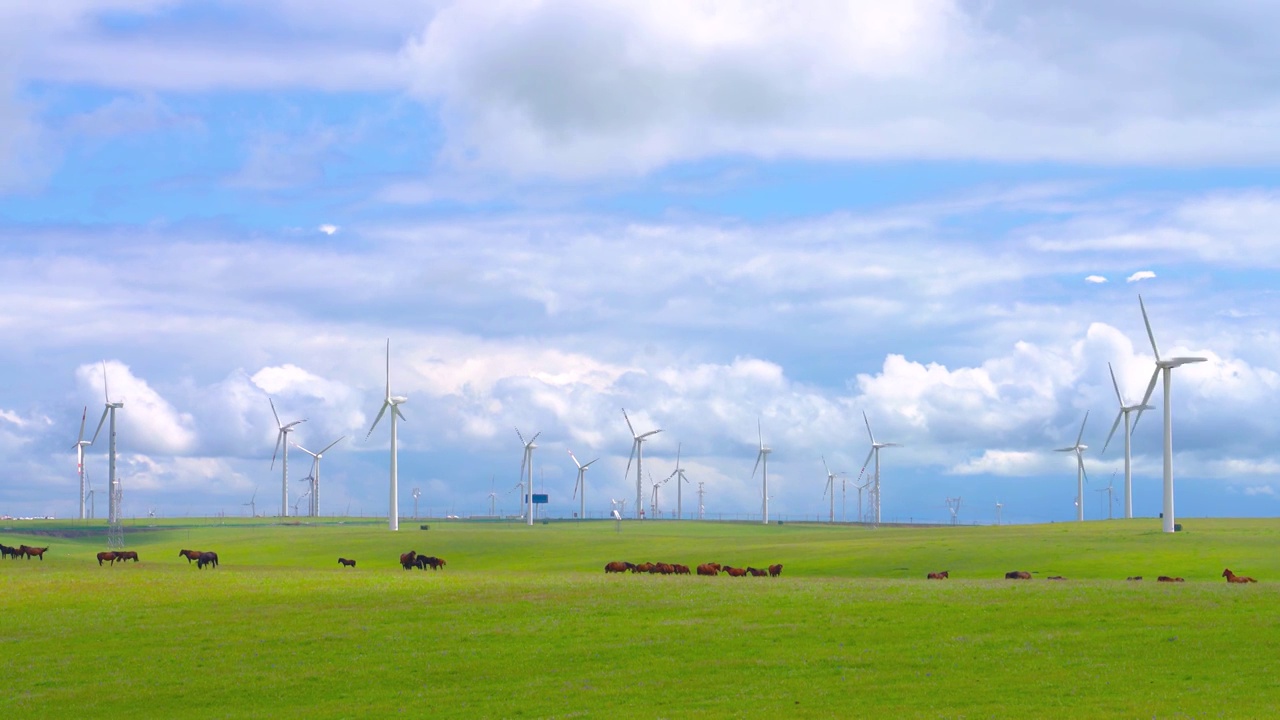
[
  {"x1": 0, "y1": 544, "x2": 48, "y2": 560},
  {"x1": 919, "y1": 569, "x2": 1253, "y2": 583},
  {"x1": 96, "y1": 550, "x2": 139, "y2": 565},
  {"x1": 605, "y1": 561, "x2": 783, "y2": 577},
  {"x1": 178, "y1": 549, "x2": 220, "y2": 569},
  {"x1": 398, "y1": 551, "x2": 447, "y2": 570}
]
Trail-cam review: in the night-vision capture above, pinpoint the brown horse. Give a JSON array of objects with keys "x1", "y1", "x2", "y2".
[
  {"x1": 696, "y1": 563, "x2": 719, "y2": 576},
  {"x1": 1156, "y1": 576, "x2": 1184, "y2": 582},
  {"x1": 400, "y1": 551, "x2": 417, "y2": 570},
  {"x1": 19, "y1": 545, "x2": 48, "y2": 560},
  {"x1": 179, "y1": 549, "x2": 203, "y2": 563},
  {"x1": 746, "y1": 567, "x2": 768, "y2": 577},
  {"x1": 1005, "y1": 570, "x2": 1031, "y2": 580},
  {"x1": 633, "y1": 562, "x2": 654, "y2": 573},
  {"x1": 96, "y1": 551, "x2": 117, "y2": 566},
  {"x1": 768, "y1": 564, "x2": 783, "y2": 577},
  {"x1": 116, "y1": 551, "x2": 139, "y2": 563},
  {"x1": 423, "y1": 556, "x2": 446, "y2": 571},
  {"x1": 927, "y1": 571, "x2": 949, "y2": 580},
  {"x1": 724, "y1": 566, "x2": 748, "y2": 577},
  {"x1": 1223, "y1": 568, "x2": 1257, "y2": 583},
  {"x1": 673, "y1": 564, "x2": 690, "y2": 575},
  {"x1": 338, "y1": 558, "x2": 356, "y2": 568},
  {"x1": 1126, "y1": 576, "x2": 1143, "y2": 581},
  {"x1": 196, "y1": 551, "x2": 219, "y2": 569},
  {"x1": 0, "y1": 543, "x2": 18, "y2": 559},
  {"x1": 604, "y1": 561, "x2": 629, "y2": 573}
]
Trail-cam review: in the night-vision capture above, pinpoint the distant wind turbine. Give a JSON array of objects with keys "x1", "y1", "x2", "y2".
[
  {"x1": 1101, "y1": 362, "x2": 1151, "y2": 520},
  {"x1": 751, "y1": 418, "x2": 771, "y2": 524},
  {"x1": 821, "y1": 456, "x2": 840, "y2": 523},
  {"x1": 90, "y1": 361, "x2": 124, "y2": 544},
  {"x1": 243, "y1": 487, "x2": 257, "y2": 517},
  {"x1": 293, "y1": 436, "x2": 343, "y2": 518},
  {"x1": 861, "y1": 412, "x2": 900, "y2": 525},
  {"x1": 622, "y1": 409, "x2": 661, "y2": 520},
  {"x1": 367, "y1": 339, "x2": 408, "y2": 531},
  {"x1": 569, "y1": 450, "x2": 598, "y2": 521},
  {"x1": 1134, "y1": 295, "x2": 1208, "y2": 534},
  {"x1": 1055, "y1": 411, "x2": 1090, "y2": 522},
  {"x1": 663, "y1": 443, "x2": 690, "y2": 520},
  {"x1": 73, "y1": 406, "x2": 92, "y2": 520},
  {"x1": 269, "y1": 398, "x2": 306, "y2": 518},
  {"x1": 516, "y1": 428, "x2": 540, "y2": 526}
]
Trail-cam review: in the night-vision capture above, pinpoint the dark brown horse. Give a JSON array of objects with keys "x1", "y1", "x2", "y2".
[
  {"x1": 97, "y1": 551, "x2": 117, "y2": 566},
  {"x1": 338, "y1": 558, "x2": 356, "y2": 568},
  {"x1": 673, "y1": 564, "x2": 690, "y2": 575},
  {"x1": 179, "y1": 549, "x2": 203, "y2": 563},
  {"x1": 400, "y1": 551, "x2": 417, "y2": 570},
  {"x1": 1126, "y1": 576, "x2": 1143, "y2": 581},
  {"x1": 1157, "y1": 576, "x2": 1184, "y2": 582},
  {"x1": 605, "y1": 561, "x2": 630, "y2": 573},
  {"x1": 746, "y1": 567, "x2": 768, "y2": 577},
  {"x1": 724, "y1": 566, "x2": 748, "y2": 577},
  {"x1": 1005, "y1": 570, "x2": 1031, "y2": 580},
  {"x1": 19, "y1": 545, "x2": 48, "y2": 560},
  {"x1": 196, "y1": 551, "x2": 219, "y2": 569},
  {"x1": 423, "y1": 556, "x2": 446, "y2": 571},
  {"x1": 927, "y1": 571, "x2": 949, "y2": 580},
  {"x1": 696, "y1": 563, "x2": 719, "y2": 576},
  {"x1": 1223, "y1": 568, "x2": 1257, "y2": 583},
  {"x1": 0, "y1": 543, "x2": 18, "y2": 559},
  {"x1": 115, "y1": 551, "x2": 139, "y2": 563},
  {"x1": 768, "y1": 564, "x2": 783, "y2": 577}
]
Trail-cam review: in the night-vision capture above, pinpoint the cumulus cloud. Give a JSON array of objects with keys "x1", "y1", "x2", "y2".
[
  {"x1": 1085, "y1": 275, "x2": 1107, "y2": 284},
  {"x1": 318, "y1": 224, "x2": 339, "y2": 235},
  {"x1": 1128, "y1": 270, "x2": 1156, "y2": 282},
  {"x1": 76, "y1": 361, "x2": 197, "y2": 455}
]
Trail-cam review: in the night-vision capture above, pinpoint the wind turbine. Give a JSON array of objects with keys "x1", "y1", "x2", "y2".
[
  {"x1": 487, "y1": 475, "x2": 497, "y2": 517},
  {"x1": 663, "y1": 443, "x2": 690, "y2": 520},
  {"x1": 269, "y1": 398, "x2": 306, "y2": 518},
  {"x1": 821, "y1": 456, "x2": 839, "y2": 523},
  {"x1": 516, "y1": 428, "x2": 540, "y2": 526},
  {"x1": 862, "y1": 412, "x2": 900, "y2": 525},
  {"x1": 90, "y1": 361, "x2": 124, "y2": 542},
  {"x1": 1055, "y1": 411, "x2": 1090, "y2": 522},
  {"x1": 995, "y1": 500, "x2": 1003, "y2": 526},
  {"x1": 367, "y1": 339, "x2": 408, "y2": 531},
  {"x1": 1102, "y1": 361, "x2": 1151, "y2": 520},
  {"x1": 1097, "y1": 472, "x2": 1118, "y2": 520},
  {"x1": 751, "y1": 418, "x2": 771, "y2": 524},
  {"x1": 411, "y1": 488, "x2": 421, "y2": 519},
  {"x1": 649, "y1": 471, "x2": 666, "y2": 519},
  {"x1": 622, "y1": 409, "x2": 661, "y2": 520},
  {"x1": 73, "y1": 406, "x2": 92, "y2": 520},
  {"x1": 1135, "y1": 295, "x2": 1208, "y2": 534},
  {"x1": 293, "y1": 436, "x2": 343, "y2": 518},
  {"x1": 243, "y1": 487, "x2": 257, "y2": 517},
  {"x1": 569, "y1": 450, "x2": 598, "y2": 521}
]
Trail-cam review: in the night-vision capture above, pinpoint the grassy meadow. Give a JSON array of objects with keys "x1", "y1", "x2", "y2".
[{"x1": 2, "y1": 517, "x2": 1278, "y2": 718}]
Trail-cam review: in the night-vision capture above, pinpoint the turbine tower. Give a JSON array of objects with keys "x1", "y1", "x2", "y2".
[
  {"x1": 90, "y1": 362, "x2": 124, "y2": 548},
  {"x1": 367, "y1": 339, "x2": 408, "y2": 531},
  {"x1": 516, "y1": 428, "x2": 540, "y2": 526},
  {"x1": 751, "y1": 418, "x2": 771, "y2": 524},
  {"x1": 1102, "y1": 361, "x2": 1151, "y2": 520},
  {"x1": 569, "y1": 450, "x2": 599, "y2": 521},
  {"x1": 1135, "y1": 295, "x2": 1208, "y2": 534},
  {"x1": 269, "y1": 398, "x2": 306, "y2": 518},
  {"x1": 821, "y1": 456, "x2": 839, "y2": 523},
  {"x1": 861, "y1": 412, "x2": 900, "y2": 525},
  {"x1": 663, "y1": 443, "x2": 690, "y2": 520},
  {"x1": 293, "y1": 436, "x2": 343, "y2": 517},
  {"x1": 622, "y1": 409, "x2": 661, "y2": 520},
  {"x1": 1055, "y1": 411, "x2": 1090, "y2": 522},
  {"x1": 73, "y1": 406, "x2": 92, "y2": 520}
]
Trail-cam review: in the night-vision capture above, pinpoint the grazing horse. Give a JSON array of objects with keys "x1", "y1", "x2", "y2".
[
  {"x1": 746, "y1": 567, "x2": 768, "y2": 577},
  {"x1": 97, "y1": 551, "x2": 117, "y2": 566},
  {"x1": 1, "y1": 543, "x2": 19, "y2": 559},
  {"x1": 768, "y1": 564, "x2": 783, "y2": 577},
  {"x1": 633, "y1": 562, "x2": 654, "y2": 574},
  {"x1": 724, "y1": 566, "x2": 748, "y2": 577},
  {"x1": 696, "y1": 563, "x2": 718, "y2": 576},
  {"x1": 1157, "y1": 576, "x2": 1184, "y2": 582},
  {"x1": 338, "y1": 558, "x2": 356, "y2": 568},
  {"x1": 927, "y1": 571, "x2": 949, "y2": 580},
  {"x1": 19, "y1": 545, "x2": 48, "y2": 561},
  {"x1": 116, "y1": 551, "x2": 139, "y2": 563},
  {"x1": 425, "y1": 556, "x2": 446, "y2": 570},
  {"x1": 1223, "y1": 568, "x2": 1257, "y2": 583},
  {"x1": 1126, "y1": 576, "x2": 1143, "y2": 581},
  {"x1": 673, "y1": 564, "x2": 690, "y2": 575},
  {"x1": 196, "y1": 551, "x2": 219, "y2": 569},
  {"x1": 653, "y1": 562, "x2": 674, "y2": 575},
  {"x1": 400, "y1": 551, "x2": 418, "y2": 570},
  {"x1": 1005, "y1": 571, "x2": 1032, "y2": 580},
  {"x1": 179, "y1": 549, "x2": 203, "y2": 563},
  {"x1": 605, "y1": 561, "x2": 630, "y2": 573}
]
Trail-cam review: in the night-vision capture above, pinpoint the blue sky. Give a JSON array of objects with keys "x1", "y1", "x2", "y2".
[{"x1": 2, "y1": 1, "x2": 1279, "y2": 525}]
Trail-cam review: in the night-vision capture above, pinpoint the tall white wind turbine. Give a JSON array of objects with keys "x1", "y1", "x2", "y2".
[
  {"x1": 622, "y1": 409, "x2": 661, "y2": 520},
  {"x1": 516, "y1": 428, "x2": 540, "y2": 526},
  {"x1": 269, "y1": 398, "x2": 306, "y2": 518},
  {"x1": 1135, "y1": 295, "x2": 1207, "y2": 534},
  {"x1": 862, "y1": 412, "x2": 899, "y2": 525},
  {"x1": 73, "y1": 406, "x2": 92, "y2": 520},
  {"x1": 1055, "y1": 411, "x2": 1090, "y2": 522},
  {"x1": 569, "y1": 449, "x2": 598, "y2": 521},
  {"x1": 751, "y1": 418, "x2": 772, "y2": 524},
  {"x1": 367, "y1": 339, "x2": 408, "y2": 531},
  {"x1": 1102, "y1": 362, "x2": 1151, "y2": 520},
  {"x1": 90, "y1": 361, "x2": 124, "y2": 544},
  {"x1": 293, "y1": 436, "x2": 343, "y2": 517},
  {"x1": 663, "y1": 443, "x2": 690, "y2": 520},
  {"x1": 821, "y1": 456, "x2": 839, "y2": 523}
]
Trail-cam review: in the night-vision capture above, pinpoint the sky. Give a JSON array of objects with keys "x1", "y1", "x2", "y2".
[{"x1": 2, "y1": 1, "x2": 1280, "y2": 525}]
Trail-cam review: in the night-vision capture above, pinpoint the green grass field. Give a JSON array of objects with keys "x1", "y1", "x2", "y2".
[{"x1": 2, "y1": 518, "x2": 1276, "y2": 718}]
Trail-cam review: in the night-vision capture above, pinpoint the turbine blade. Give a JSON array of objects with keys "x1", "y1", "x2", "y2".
[
  {"x1": 822, "y1": 454, "x2": 831, "y2": 477},
  {"x1": 1075, "y1": 410, "x2": 1089, "y2": 447},
  {"x1": 76, "y1": 406, "x2": 88, "y2": 445},
  {"x1": 271, "y1": 431, "x2": 283, "y2": 470},
  {"x1": 269, "y1": 398, "x2": 282, "y2": 428},
  {"x1": 1055, "y1": 447, "x2": 1075, "y2": 452},
  {"x1": 623, "y1": 442, "x2": 636, "y2": 481},
  {"x1": 385, "y1": 338, "x2": 391, "y2": 398},
  {"x1": 582, "y1": 459, "x2": 599, "y2": 469},
  {"x1": 639, "y1": 429, "x2": 662, "y2": 439},
  {"x1": 568, "y1": 450, "x2": 581, "y2": 468},
  {"x1": 1101, "y1": 410, "x2": 1123, "y2": 456},
  {"x1": 530, "y1": 431, "x2": 541, "y2": 443},
  {"x1": 863, "y1": 411, "x2": 875, "y2": 443},
  {"x1": 757, "y1": 417, "x2": 763, "y2": 449},
  {"x1": 862, "y1": 447, "x2": 874, "y2": 471},
  {"x1": 1133, "y1": 368, "x2": 1161, "y2": 432},
  {"x1": 622, "y1": 408, "x2": 635, "y2": 437},
  {"x1": 515, "y1": 427, "x2": 526, "y2": 445},
  {"x1": 1139, "y1": 294, "x2": 1160, "y2": 361},
  {"x1": 394, "y1": 404, "x2": 407, "y2": 422},
  {"x1": 664, "y1": 468, "x2": 678, "y2": 481},
  {"x1": 320, "y1": 436, "x2": 345, "y2": 454},
  {"x1": 1108, "y1": 362, "x2": 1124, "y2": 406},
  {"x1": 90, "y1": 407, "x2": 109, "y2": 444},
  {"x1": 101, "y1": 360, "x2": 110, "y2": 403},
  {"x1": 572, "y1": 477, "x2": 579, "y2": 500},
  {"x1": 1079, "y1": 454, "x2": 1089, "y2": 484},
  {"x1": 366, "y1": 401, "x2": 390, "y2": 439},
  {"x1": 751, "y1": 450, "x2": 762, "y2": 479},
  {"x1": 675, "y1": 442, "x2": 682, "y2": 468}
]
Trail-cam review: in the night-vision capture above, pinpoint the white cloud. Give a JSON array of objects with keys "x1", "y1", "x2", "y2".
[
  {"x1": 318, "y1": 224, "x2": 339, "y2": 235},
  {"x1": 1127, "y1": 270, "x2": 1157, "y2": 282},
  {"x1": 950, "y1": 450, "x2": 1045, "y2": 477},
  {"x1": 1085, "y1": 275, "x2": 1107, "y2": 284},
  {"x1": 76, "y1": 361, "x2": 197, "y2": 455}
]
